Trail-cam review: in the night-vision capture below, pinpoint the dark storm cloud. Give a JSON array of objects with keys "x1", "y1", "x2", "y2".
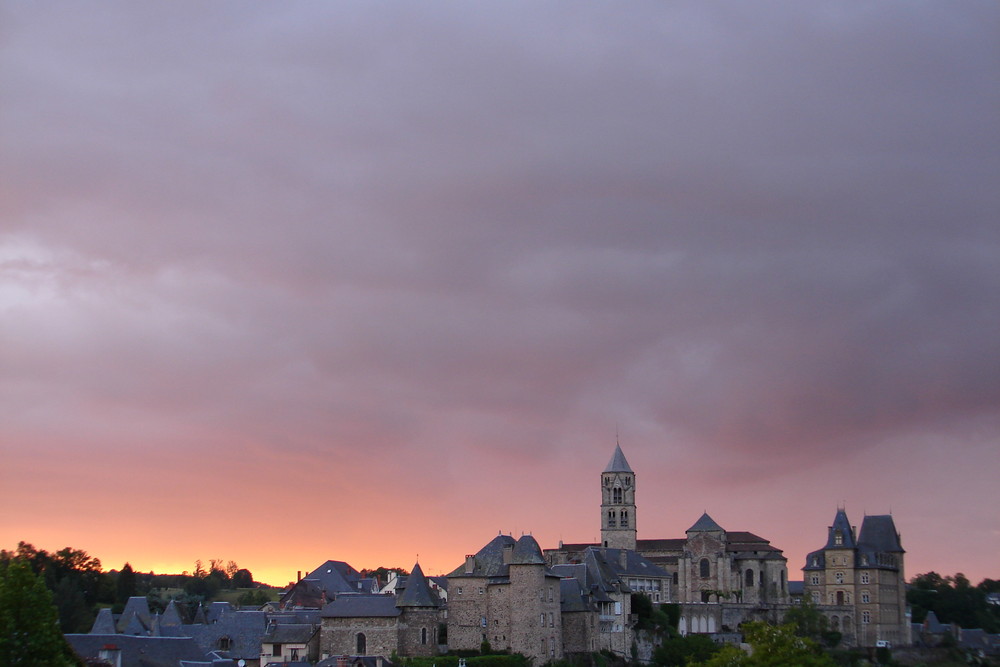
[{"x1": 2, "y1": 0, "x2": 998, "y2": 475}]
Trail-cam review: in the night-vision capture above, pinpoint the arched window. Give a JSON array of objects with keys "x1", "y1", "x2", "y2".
[
  {"x1": 745, "y1": 569, "x2": 754, "y2": 587},
  {"x1": 699, "y1": 559, "x2": 710, "y2": 578},
  {"x1": 612, "y1": 487, "x2": 623, "y2": 503},
  {"x1": 357, "y1": 632, "x2": 366, "y2": 655},
  {"x1": 621, "y1": 510, "x2": 629, "y2": 527},
  {"x1": 672, "y1": 572, "x2": 679, "y2": 585},
  {"x1": 607, "y1": 510, "x2": 616, "y2": 527},
  {"x1": 701, "y1": 590, "x2": 711, "y2": 603},
  {"x1": 421, "y1": 627, "x2": 427, "y2": 645}
]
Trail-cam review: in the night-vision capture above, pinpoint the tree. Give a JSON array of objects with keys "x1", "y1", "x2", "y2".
[
  {"x1": 784, "y1": 598, "x2": 841, "y2": 648},
  {"x1": 0, "y1": 559, "x2": 80, "y2": 666},
  {"x1": 652, "y1": 634, "x2": 719, "y2": 666},
  {"x1": 232, "y1": 568, "x2": 255, "y2": 588},
  {"x1": 692, "y1": 622, "x2": 836, "y2": 667},
  {"x1": 116, "y1": 563, "x2": 137, "y2": 604}
]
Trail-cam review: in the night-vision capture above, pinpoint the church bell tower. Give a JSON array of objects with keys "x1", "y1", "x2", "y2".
[{"x1": 601, "y1": 444, "x2": 637, "y2": 550}]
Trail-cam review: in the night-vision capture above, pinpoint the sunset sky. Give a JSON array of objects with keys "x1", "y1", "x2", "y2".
[{"x1": 1, "y1": 2, "x2": 998, "y2": 588}]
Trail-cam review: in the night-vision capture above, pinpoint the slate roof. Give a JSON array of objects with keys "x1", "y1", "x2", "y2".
[
  {"x1": 262, "y1": 622, "x2": 318, "y2": 644},
  {"x1": 687, "y1": 512, "x2": 724, "y2": 533},
  {"x1": 91, "y1": 607, "x2": 116, "y2": 634},
  {"x1": 787, "y1": 581, "x2": 804, "y2": 596},
  {"x1": 306, "y1": 560, "x2": 365, "y2": 594},
  {"x1": 118, "y1": 596, "x2": 152, "y2": 633},
  {"x1": 182, "y1": 610, "x2": 268, "y2": 660},
  {"x1": 321, "y1": 595, "x2": 401, "y2": 618},
  {"x1": 512, "y1": 535, "x2": 547, "y2": 565},
  {"x1": 824, "y1": 509, "x2": 857, "y2": 549},
  {"x1": 161, "y1": 600, "x2": 186, "y2": 631},
  {"x1": 448, "y1": 534, "x2": 517, "y2": 578},
  {"x1": 67, "y1": 634, "x2": 209, "y2": 667},
  {"x1": 857, "y1": 515, "x2": 903, "y2": 553},
  {"x1": 604, "y1": 444, "x2": 633, "y2": 473},
  {"x1": 637, "y1": 538, "x2": 686, "y2": 552},
  {"x1": 396, "y1": 562, "x2": 441, "y2": 608},
  {"x1": 559, "y1": 578, "x2": 594, "y2": 613}
]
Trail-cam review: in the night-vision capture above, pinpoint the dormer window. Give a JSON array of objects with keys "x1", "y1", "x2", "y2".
[{"x1": 834, "y1": 530, "x2": 843, "y2": 546}]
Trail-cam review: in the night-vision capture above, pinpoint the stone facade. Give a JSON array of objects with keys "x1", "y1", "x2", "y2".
[
  {"x1": 447, "y1": 534, "x2": 563, "y2": 663},
  {"x1": 803, "y1": 509, "x2": 910, "y2": 647}
]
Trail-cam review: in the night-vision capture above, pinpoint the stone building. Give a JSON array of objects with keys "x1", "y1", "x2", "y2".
[
  {"x1": 319, "y1": 562, "x2": 445, "y2": 660},
  {"x1": 546, "y1": 444, "x2": 791, "y2": 637},
  {"x1": 447, "y1": 533, "x2": 564, "y2": 663},
  {"x1": 803, "y1": 509, "x2": 909, "y2": 647}
]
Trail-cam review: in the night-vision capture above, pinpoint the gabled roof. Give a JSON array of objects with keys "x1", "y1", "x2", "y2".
[
  {"x1": 687, "y1": 512, "x2": 724, "y2": 533},
  {"x1": 396, "y1": 563, "x2": 441, "y2": 608},
  {"x1": 559, "y1": 578, "x2": 594, "y2": 613},
  {"x1": 604, "y1": 444, "x2": 633, "y2": 473},
  {"x1": 306, "y1": 560, "x2": 364, "y2": 594},
  {"x1": 263, "y1": 622, "x2": 318, "y2": 644}
]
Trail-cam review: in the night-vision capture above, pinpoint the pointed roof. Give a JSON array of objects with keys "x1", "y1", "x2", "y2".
[
  {"x1": 117, "y1": 597, "x2": 151, "y2": 633},
  {"x1": 687, "y1": 512, "x2": 724, "y2": 533},
  {"x1": 858, "y1": 515, "x2": 904, "y2": 553},
  {"x1": 396, "y1": 563, "x2": 441, "y2": 608},
  {"x1": 512, "y1": 535, "x2": 546, "y2": 565},
  {"x1": 90, "y1": 607, "x2": 116, "y2": 634},
  {"x1": 825, "y1": 509, "x2": 857, "y2": 549},
  {"x1": 604, "y1": 444, "x2": 633, "y2": 473}
]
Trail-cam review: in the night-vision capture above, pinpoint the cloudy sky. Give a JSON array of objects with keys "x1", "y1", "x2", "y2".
[{"x1": 2, "y1": 2, "x2": 998, "y2": 586}]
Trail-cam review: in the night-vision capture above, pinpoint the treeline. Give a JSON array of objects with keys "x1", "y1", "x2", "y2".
[
  {"x1": 0, "y1": 542, "x2": 268, "y2": 633},
  {"x1": 908, "y1": 572, "x2": 1000, "y2": 633}
]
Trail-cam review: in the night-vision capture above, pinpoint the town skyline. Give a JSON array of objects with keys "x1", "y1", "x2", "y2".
[{"x1": 2, "y1": 2, "x2": 997, "y2": 591}]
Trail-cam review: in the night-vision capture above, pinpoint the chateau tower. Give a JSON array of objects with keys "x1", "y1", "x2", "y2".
[{"x1": 600, "y1": 444, "x2": 637, "y2": 550}]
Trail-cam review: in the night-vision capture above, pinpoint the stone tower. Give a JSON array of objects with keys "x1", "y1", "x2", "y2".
[{"x1": 601, "y1": 444, "x2": 637, "y2": 550}]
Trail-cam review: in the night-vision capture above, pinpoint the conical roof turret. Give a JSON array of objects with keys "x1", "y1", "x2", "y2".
[
  {"x1": 397, "y1": 562, "x2": 440, "y2": 607},
  {"x1": 604, "y1": 444, "x2": 633, "y2": 473}
]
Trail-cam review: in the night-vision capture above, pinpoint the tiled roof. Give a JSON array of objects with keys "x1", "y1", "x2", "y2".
[
  {"x1": 321, "y1": 595, "x2": 401, "y2": 618},
  {"x1": 604, "y1": 445, "x2": 633, "y2": 473}
]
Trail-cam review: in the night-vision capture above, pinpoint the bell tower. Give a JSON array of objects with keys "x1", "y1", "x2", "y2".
[{"x1": 601, "y1": 443, "x2": 637, "y2": 550}]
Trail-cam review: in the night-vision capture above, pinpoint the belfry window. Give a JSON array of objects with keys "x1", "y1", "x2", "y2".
[
  {"x1": 621, "y1": 510, "x2": 629, "y2": 527},
  {"x1": 612, "y1": 487, "x2": 623, "y2": 503},
  {"x1": 608, "y1": 510, "x2": 616, "y2": 527}
]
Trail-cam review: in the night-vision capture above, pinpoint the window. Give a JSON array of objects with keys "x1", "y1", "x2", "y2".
[
  {"x1": 861, "y1": 573, "x2": 870, "y2": 584},
  {"x1": 835, "y1": 572, "x2": 844, "y2": 584},
  {"x1": 811, "y1": 591, "x2": 820, "y2": 603},
  {"x1": 479, "y1": 587, "x2": 484, "y2": 595},
  {"x1": 700, "y1": 559, "x2": 710, "y2": 578},
  {"x1": 607, "y1": 510, "x2": 616, "y2": 528},
  {"x1": 673, "y1": 572, "x2": 678, "y2": 585},
  {"x1": 621, "y1": 510, "x2": 629, "y2": 527},
  {"x1": 457, "y1": 586, "x2": 463, "y2": 595},
  {"x1": 218, "y1": 637, "x2": 231, "y2": 651},
  {"x1": 862, "y1": 592, "x2": 870, "y2": 604},
  {"x1": 701, "y1": 590, "x2": 711, "y2": 603},
  {"x1": 745, "y1": 569, "x2": 754, "y2": 587},
  {"x1": 290, "y1": 648, "x2": 299, "y2": 661},
  {"x1": 357, "y1": 633, "x2": 366, "y2": 654},
  {"x1": 272, "y1": 644, "x2": 282, "y2": 657},
  {"x1": 811, "y1": 574, "x2": 819, "y2": 585},
  {"x1": 549, "y1": 612, "x2": 554, "y2": 627},
  {"x1": 422, "y1": 627, "x2": 427, "y2": 645},
  {"x1": 834, "y1": 530, "x2": 843, "y2": 546},
  {"x1": 612, "y1": 487, "x2": 623, "y2": 503},
  {"x1": 862, "y1": 611, "x2": 871, "y2": 624},
  {"x1": 549, "y1": 585, "x2": 553, "y2": 602},
  {"x1": 541, "y1": 613, "x2": 546, "y2": 626}
]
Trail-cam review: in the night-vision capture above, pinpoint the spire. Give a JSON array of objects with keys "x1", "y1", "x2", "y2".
[
  {"x1": 604, "y1": 444, "x2": 633, "y2": 473},
  {"x1": 397, "y1": 562, "x2": 441, "y2": 607}
]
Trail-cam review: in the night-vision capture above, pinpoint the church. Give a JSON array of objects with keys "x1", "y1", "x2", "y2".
[{"x1": 544, "y1": 444, "x2": 908, "y2": 645}]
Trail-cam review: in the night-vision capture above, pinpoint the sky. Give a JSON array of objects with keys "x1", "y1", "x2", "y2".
[{"x1": 1, "y1": 2, "x2": 998, "y2": 588}]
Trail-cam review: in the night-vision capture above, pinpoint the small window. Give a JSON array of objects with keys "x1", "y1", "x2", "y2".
[
  {"x1": 457, "y1": 587, "x2": 463, "y2": 595},
  {"x1": 700, "y1": 558, "x2": 710, "y2": 578},
  {"x1": 834, "y1": 530, "x2": 843, "y2": 546},
  {"x1": 862, "y1": 592, "x2": 870, "y2": 603},
  {"x1": 745, "y1": 569, "x2": 754, "y2": 587},
  {"x1": 862, "y1": 611, "x2": 871, "y2": 624},
  {"x1": 861, "y1": 573, "x2": 870, "y2": 584},
  {"x1": 835, "y1": 572, "x2": 844, "y2": 584},
  {"x1": 540, "y1": 613, "x2": 545, "y2": 625},
  {"x1": 421, "y1": 627, "x2": 427, "y2": 645},
  {"x1": 479, "y1": 587, "x2": 484, "y2": 595},
  {"x1": 811, "y1": 574, "x2": 819, "y2": 585},
  {"x1": 272, "y1": 644, "x2": 282, "y2": 657},
  {"x1": 357, "y1": 633, "x2": 366, "y2": 654}
]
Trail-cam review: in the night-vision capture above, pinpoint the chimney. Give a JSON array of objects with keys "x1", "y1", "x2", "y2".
[
  {"x1": 98, "y1": 645, "x2": 122, "y2": 667},
  {"x1": 377, "y1": 657, "x2": 384, "y2": 667},
  {"x1": 502, "y1": 544, "x2": 514, "y2": 565},
  {"x1": 297, "y1": 570, "x2": 302, "y2": 582},
  {"x1": 465, "y1": 555, "x2": 475, "y2": 574},
  {"x1": 619, "y1": 550, "x2": 628, "y2": 569}
]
